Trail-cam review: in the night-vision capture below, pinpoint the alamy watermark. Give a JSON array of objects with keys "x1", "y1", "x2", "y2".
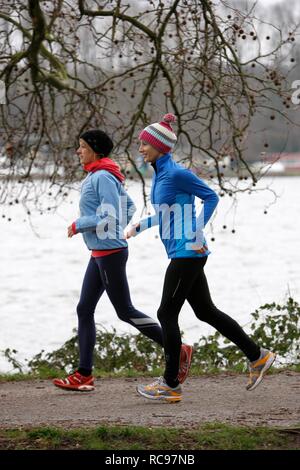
[
  {"x1": 0, "y1": 80, "x2": 6, "y2": 104},
  {"x1": 291, "y1": 80, "x2": 300, "y2": 105},
  {"x1": 78, "y1": 196, "x2": 206, "y2": 250}
]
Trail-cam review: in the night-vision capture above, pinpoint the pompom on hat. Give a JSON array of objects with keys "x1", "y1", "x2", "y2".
[{"x1": 139, "y1": 113, "x2": 177, "y2": 154}]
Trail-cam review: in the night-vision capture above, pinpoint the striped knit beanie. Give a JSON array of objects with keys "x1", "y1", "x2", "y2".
[{"x1": 139, "y1": 113, "x2": 177, "y2": 154}]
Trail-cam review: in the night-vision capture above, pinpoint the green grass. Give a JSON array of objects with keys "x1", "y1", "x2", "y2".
[{"x1": 0, "y1": 423, "x2": 298, "y2": 450}]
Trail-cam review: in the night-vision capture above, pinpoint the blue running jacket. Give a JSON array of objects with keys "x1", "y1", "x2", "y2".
[
  {"x1": 74, "y1": 170, "x2": 136, "y2": 251},
  {"x1": 136, "y1": 153, "x2": 219, "y2": 259}
]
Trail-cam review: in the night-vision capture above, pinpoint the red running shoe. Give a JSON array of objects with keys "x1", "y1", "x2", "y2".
[
  {"x1": 53, "y1": 371, "x2": 95, "y2": 391},
  {"x1": 178, "y1": 344, "x2": 193, "y2": 384}
]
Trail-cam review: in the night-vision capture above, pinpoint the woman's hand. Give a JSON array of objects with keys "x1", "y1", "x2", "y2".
[
  {"x1": 67, "y1": 224, "x2": 75, "y2": 238},
  {"x1": 191, "y1": 243, "x2": 208, "y2": 254},
  {"x1": 125, "y1": 223, "x2": 140, "y2": 239}
]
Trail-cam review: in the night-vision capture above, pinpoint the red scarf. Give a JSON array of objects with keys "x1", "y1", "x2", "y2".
[{"x1": 84, "y1": 158, "x2": 125, "y2": 183}]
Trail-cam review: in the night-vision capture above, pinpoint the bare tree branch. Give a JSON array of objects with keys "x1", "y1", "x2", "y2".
[{"x1": 0, "y1": 0, "x2": 299, "y2": 212}]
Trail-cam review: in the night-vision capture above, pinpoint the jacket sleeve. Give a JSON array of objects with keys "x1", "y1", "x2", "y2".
[
  {"x1": 125, "y1": 191, "x2": 136, "y2": 226},
  {"x1": 74, "y1": 173, "x2": 121, "y2": 233},
  {"x1": 173, "y1": 168, "x2": 219, "y2": 228},
  {"x1": 137, "y1": 213, "x2": 159, "y2": 234}
]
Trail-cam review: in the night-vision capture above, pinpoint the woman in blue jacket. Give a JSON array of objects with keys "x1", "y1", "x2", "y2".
[
  {"x1": 53, "y1": 129, "x2": 192, "y2": 391},
  {"x1": 127, "y1": 114, "x2": 276, "y2": 402}
]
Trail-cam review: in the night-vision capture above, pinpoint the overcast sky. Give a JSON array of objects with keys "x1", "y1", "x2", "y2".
[
  {"x1": 247, "y1": 0, "x2": 299, "y2": 9},
  {"x1": 236, "y1": 0, "x2": 300, "y2": 23},
  {"x1": 257, "y1": 0, "x2": 299, "y2": 9},
  {"x1": 259, "y1": 0, "x2": 283, "y2": 3}
]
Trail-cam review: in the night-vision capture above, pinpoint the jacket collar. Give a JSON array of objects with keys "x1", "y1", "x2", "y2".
[{"x1": 151, "y1": 152, "x2": 172, "y2": 173}]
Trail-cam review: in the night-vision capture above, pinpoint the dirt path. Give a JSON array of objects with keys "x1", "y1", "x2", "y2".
[{"x1": 0, "y1": 372, "x2": 299, "y2": 429}]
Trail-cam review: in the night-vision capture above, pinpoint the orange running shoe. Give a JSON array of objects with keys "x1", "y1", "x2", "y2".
[
  {"x1": 137, "y1": 377, "x2": 182, "y2": 403},
  {"x1": 178, "y1": 344, "x2": 193, "y2": 384},
  {"x1": 246, "y1": 349, "x2": 276, "y2": 391},
  {"x1": 53, "y1": 371, "x2": 95, "y2": 391}
]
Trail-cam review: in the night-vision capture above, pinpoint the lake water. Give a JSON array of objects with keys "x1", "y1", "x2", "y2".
[{"x1": 0, "y1": 176, "x2": 299, "y2": 372}]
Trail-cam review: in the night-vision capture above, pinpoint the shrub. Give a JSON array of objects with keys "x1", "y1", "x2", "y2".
[{"x1": 2, "y1": 297, "x2": 299, "y2": 374}]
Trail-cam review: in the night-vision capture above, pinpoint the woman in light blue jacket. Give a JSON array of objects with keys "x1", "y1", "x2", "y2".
[{"x1": 52, "y1": 130, "x2": 169, "y2": 391}]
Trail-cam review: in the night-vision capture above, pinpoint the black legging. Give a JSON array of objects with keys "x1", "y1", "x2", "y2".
[
  {"x1": 157, "y1": 256, "x2": 261, "y2": 387},
  {"x1": 77, "y1": 248, "x2": 163, "y2": 371}
]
